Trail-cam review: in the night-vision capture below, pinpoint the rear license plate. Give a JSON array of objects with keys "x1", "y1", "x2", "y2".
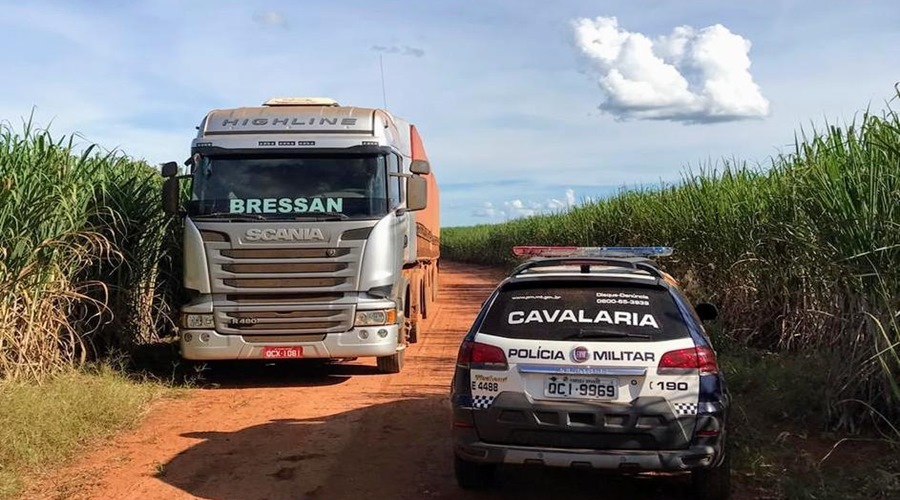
[
  {"x1": 262, "y1": 346, "x2": 304, "y2": 359},
  {"x1": 543, "y1": 375, "x2": 617, "y2": 400}
]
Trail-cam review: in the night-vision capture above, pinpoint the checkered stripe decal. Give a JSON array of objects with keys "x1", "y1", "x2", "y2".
[
  {"x1": 673, "y1": 402, "x2": 698, "y2": 416},
  {"x1": 472, "y1": 395, "x2": 495, "y2": 409}
]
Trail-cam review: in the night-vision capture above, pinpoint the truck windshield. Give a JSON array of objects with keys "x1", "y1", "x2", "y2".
[{"x1": 188, "y1": 154, "x2": 389, "y2": 219}]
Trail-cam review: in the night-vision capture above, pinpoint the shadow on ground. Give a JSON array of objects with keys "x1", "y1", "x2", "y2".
[
  {"x1": 127, "y1": 340, "x2": 389, "y2": 389},
  {"x1": 157, "y1": 396, "x2": 693, "y2": 500}
]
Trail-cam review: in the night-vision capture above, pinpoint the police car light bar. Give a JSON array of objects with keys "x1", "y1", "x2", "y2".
[{"x1": 512, "y1": 246, "x2": 674, "y2": 258}]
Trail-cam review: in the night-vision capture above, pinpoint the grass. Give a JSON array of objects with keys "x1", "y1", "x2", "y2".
[
  {"x1": 442, "y1": 92, "x2": 900, "y2": 429},
  {"x1": 0, "y1": 118, "x2": 179, "y2": 380},
  {"x1": 0, "y1": 365, "x2": 170, "y2": 499},
  {"x1": 721, "y1": 343, "x2": 900, "y2": 498}
]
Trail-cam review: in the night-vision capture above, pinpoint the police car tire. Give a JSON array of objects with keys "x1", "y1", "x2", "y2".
[
  {"x1": 376, "y1": 349, "x2": 405, "y2": 374},
  {"x1": 454, "y1": 456, "x2": 495, "y2": 490},
  {"x1": 691, "y1": 451, "x2": 731, "y2": 500}
]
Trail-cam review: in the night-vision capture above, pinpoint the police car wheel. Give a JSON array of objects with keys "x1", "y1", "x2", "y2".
[
  {"x1": 691, "y1": 451, "x2": 731, "y2": 500},
  {"x1": 454, "y1": 455, "x2": 495, "y2": 490}
]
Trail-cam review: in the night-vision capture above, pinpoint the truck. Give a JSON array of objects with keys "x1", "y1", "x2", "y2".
[{"x1": 160, "y1": 97, "x2": 439, "y2": 373}]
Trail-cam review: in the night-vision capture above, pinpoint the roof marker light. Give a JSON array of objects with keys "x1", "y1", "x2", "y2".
[
  {"x1": 512, "y1": 246, "x2": 674, "y2": 258},
  {"x1": 262, "y1": 97, "x2": 339, "y2": 107}
]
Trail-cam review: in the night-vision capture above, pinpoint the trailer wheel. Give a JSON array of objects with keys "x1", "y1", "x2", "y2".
[
  {"x1": 376, "y1": 347, "x2": 405, "y2": 374},
  {"x1": 431, "y1": 261, "x2": 439, "y2": 302},
  {"x1": 407, "y1": 321, "x2": 419, "y2": 344},
  {"x1": 420, "y1": 280, "x2": 428, "y2": 320}
]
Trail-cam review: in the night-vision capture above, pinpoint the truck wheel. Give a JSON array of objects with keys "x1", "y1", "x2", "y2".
[
  {"x1": 691, "y1": 451, "x2": 731, "y2": 500},
  {"x1": 454, "y1": 455, "x2": 495, "y2": 490},
  {"x1": 376, "y1": 347, "x2": 405, "y2": 374},
  {"x1": 431, "y1": 263, "x2": 439, "y2": 302},
  {"x1": 408, "y1": 321, "x2": 419, "y2": 344},
  {"x1": 420, "y1": 283, "x2": 428, "y2": 320}
]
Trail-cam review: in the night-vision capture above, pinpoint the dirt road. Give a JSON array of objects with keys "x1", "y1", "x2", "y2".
[{"x1": 31, "y1": 262, "x2": 702, "y2": 500}]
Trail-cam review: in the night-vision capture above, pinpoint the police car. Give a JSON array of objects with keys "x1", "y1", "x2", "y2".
[{"x1": 450, "y1": 247, "x2": 730, "y2": 499}]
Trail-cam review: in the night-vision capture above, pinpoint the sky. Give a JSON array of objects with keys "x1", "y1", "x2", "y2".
[{"x1": 1, "y1": 0, "x2": 898, "y2": 226}]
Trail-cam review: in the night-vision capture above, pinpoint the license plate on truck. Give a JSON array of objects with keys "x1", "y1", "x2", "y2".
[
  {"x1": 544, "y1": 375, "x2": 617, "y2": 400},
  {"x1": 262, "y1": 347, "x2": 303, "y2": 359}
]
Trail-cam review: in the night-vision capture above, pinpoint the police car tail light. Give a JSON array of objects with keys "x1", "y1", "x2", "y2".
[
  {"x1": 658, "y1": 347, "x2": 719, "y2": 375},
  {"x1": 456, "y1": 341, "x2": 508, "y2": 370},
  {"x1": 512, "y1": 246, "x2": 674, "y2": 258}
]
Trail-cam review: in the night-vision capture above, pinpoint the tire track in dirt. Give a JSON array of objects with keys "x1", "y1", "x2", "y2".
[{"x1": 27, "y1": 262, "x2": 716, "y2": 500}]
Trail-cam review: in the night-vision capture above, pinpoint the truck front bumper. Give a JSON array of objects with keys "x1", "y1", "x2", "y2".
[{"x1": 179, "y1": 325, "x2": 400, "y2": 360}]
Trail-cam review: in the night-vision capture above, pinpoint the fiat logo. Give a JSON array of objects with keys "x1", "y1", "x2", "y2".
[{"x1": 572, "y1": 346, "x2": 590, "y2": 363}]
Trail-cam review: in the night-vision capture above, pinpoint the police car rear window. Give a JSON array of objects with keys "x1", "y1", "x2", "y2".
[{"x1": 479, "y1": 281, "x2": 689, "y2": 341}]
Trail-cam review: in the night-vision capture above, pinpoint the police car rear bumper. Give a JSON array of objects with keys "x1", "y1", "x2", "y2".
[{"x1": 454, "y1": 433, "x2": 718, "y2": 470}]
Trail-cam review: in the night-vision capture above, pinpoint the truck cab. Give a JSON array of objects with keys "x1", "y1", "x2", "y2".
[{"x1": 161, "y1": 97, "x2": 439, "y2": 373}]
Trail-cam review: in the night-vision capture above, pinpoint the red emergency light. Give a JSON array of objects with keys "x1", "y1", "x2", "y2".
[{"x1": 512, "y1": 246, "x2": 674, "y2": 258}]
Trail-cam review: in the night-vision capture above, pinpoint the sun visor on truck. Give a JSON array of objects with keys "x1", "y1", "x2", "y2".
[{"x1": 202, "y1": 107, "x2": 376, "y2": 136}]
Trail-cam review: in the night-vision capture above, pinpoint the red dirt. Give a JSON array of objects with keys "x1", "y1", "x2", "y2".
[{"x1": 27, "y1": 262, "x2": 743, "y2": 500}]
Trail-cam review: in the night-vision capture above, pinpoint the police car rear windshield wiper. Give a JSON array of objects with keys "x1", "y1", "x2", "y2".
[
  {"x1": 565, "y1": 329, "x2": 651, "y2": 340},
  {"x1": 192, "y1": 212, "x2": 267, "y2": 221}
]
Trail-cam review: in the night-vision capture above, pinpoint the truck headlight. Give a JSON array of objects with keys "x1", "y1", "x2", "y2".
[
  {"x1": 354, "y1": 309, "x2": 397, "y2": 327},
  {"x1": 183, "y1": 313, "x2": 215, "y2": 329}
]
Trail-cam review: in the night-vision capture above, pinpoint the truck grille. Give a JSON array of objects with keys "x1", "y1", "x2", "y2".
[
  {"x1": 215, "y1": 305, "x2": 353, "y2": 335},
  {"x1": 209, "y1": 246, "x2": 361, "y2": 294},
  {"x1": 222, "y1": 277, "x2": 347, "y2": 288},
  {"x1": 225, "y1": 293, "x2": 343, "y2": 304}
]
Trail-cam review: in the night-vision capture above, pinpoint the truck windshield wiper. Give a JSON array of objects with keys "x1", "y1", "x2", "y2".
[
  {"x1": 192, "y1": 212, "x2": 267, "y2": 221},
  {"x1": 192, "y1": 212, "x2": 350, "y2": 221},
  {"x1": 265, "y1": 212, "x2": 350, "y2": 221},
  {"x1": 564, "y1": 329, "x2": 651, "y2": 340},
  {"x1": 310, "y1": 211, "x2": 349, "y2": 220}
]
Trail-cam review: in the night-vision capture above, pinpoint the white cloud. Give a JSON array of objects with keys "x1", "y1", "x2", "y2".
[
  {"x1": 473, "y1": 189, "x2": 579, "y2": 221},
  {"x1": 573, "y1": 16, "x2": 770, "y2": 123},
  {"x1": 253, "y1": 10, "x2": 288, "y2": 28},
  {"x1": 372, "y1": 45, "x2": 426, "y2": 58},
  {"x1": 472, "y1": 201, "x2": 499, "y2": 218}
]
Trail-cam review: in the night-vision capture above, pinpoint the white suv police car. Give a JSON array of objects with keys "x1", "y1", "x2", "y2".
[{"x1": 450, "y1": 247, "x2": 730, "y2": 499}]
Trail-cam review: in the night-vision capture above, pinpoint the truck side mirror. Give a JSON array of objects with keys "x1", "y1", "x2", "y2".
[
  {"x1": 694, "y1": 303, "x2": 718, "y2": 322},
  {"x1": 162, "y1": 177, "x2": 180, "y2": 216},
  {"x1": 406, "y1": 175, "x2": 427, "y2": 211},
  {"x1": 161, "y1": 161, "x2": 179, "y2": 178},
  {"x1": 410, "y1": 159, "x2": 431, "y2": 175}
]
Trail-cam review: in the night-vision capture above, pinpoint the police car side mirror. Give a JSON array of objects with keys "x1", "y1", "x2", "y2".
[{"x1": 694, "y1": 303, "x2": 718, "y2": 322}]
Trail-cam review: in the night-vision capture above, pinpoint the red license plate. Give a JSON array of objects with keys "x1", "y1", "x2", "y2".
[{"x1": 261, "y1": 346, "x2": 304, "y2": 359}]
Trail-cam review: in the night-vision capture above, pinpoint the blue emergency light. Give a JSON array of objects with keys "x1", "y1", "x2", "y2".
[{"x1": 512, "y1": 246, "x2": 675, "y2": 258}]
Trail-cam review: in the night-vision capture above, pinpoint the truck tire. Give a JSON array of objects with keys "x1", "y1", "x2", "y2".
[
  {"x1": 408, "y1": 321, "x2": 419, "y2": 344},
  {"x1": 376, "y1": 347, "x2": 405, "y2": 374},
  {"x1": 420, "y1": 282, "x2": 428, "y2": 320},
  {"x1": 454, "y1": 455, "x2": 495, "y2": 490},
  {"x1": 431, "y1": 262, "x2": 439, "y2": 302}
]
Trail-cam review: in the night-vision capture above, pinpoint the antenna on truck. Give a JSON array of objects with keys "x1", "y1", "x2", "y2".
[{"x1": 379, "y1": 54, "x2": 388, "y2": 110}]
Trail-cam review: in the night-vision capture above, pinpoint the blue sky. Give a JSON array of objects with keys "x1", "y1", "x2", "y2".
[{"x1": 1, "y1": 0, "x2": 898, "y2": 226}]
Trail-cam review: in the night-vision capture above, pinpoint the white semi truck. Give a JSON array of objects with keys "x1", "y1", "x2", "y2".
[{"x1": 161, "y1": 97, "x2": 439, "y2": 373}]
